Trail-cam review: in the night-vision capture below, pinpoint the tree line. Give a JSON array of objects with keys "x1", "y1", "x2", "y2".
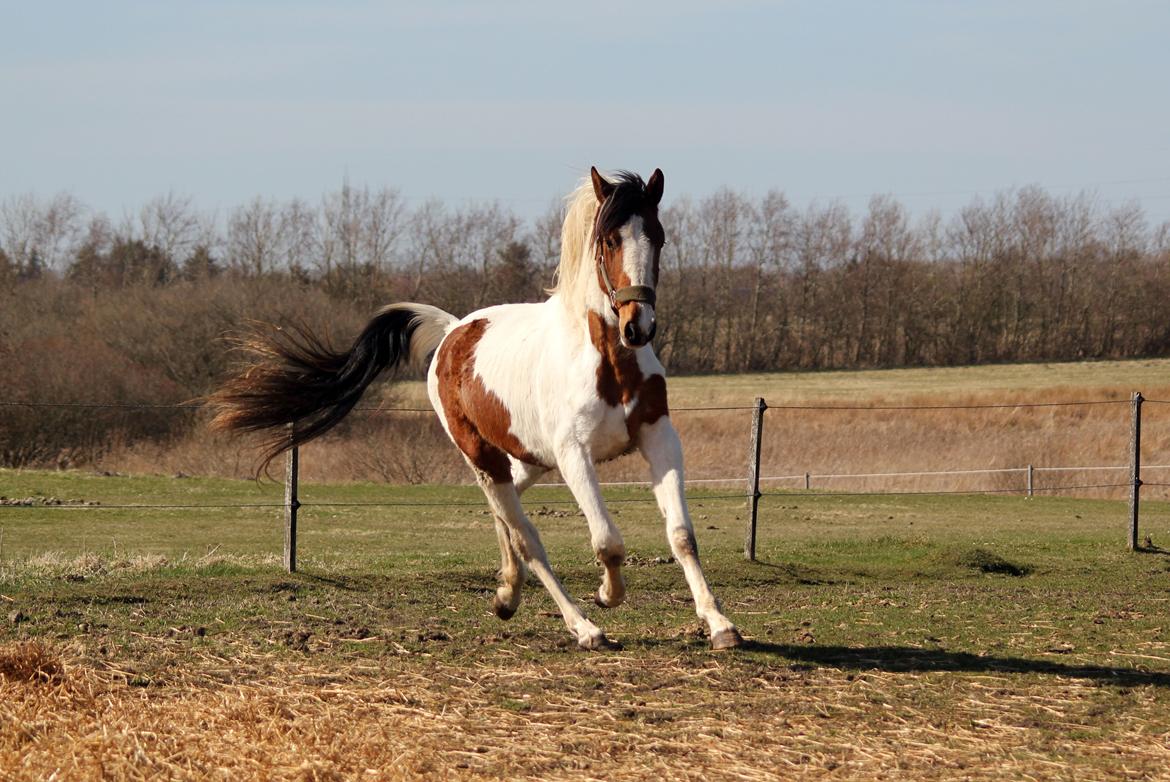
[{"x1": 3, "y1": 182, "x2": 1169, "y2": 379}]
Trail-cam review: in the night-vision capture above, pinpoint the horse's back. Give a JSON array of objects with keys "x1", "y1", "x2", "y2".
[{"x1": 427, "y1": 301, "x2": 567, "y2": 469}]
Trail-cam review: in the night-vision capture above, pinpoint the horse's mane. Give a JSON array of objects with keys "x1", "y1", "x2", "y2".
[{"x1": 550, "y1": 170, "x2": 647, "y2": 313}]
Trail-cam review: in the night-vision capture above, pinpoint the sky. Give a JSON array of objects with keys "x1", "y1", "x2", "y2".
[{"x1": 3, "y1": 1, "x2": 1169, "y2": 225}]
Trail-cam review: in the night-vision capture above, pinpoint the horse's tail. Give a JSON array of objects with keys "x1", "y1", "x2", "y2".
[{"x1": 209, "y1": 303, "x2": 457, "y2": 472}]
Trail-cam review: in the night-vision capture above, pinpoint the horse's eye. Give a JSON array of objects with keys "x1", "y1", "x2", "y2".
[{"x1": 604, "y1": 237, "x2": 616, "y2": 251}]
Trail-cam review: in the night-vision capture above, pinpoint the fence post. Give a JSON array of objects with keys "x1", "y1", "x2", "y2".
[
  {"x1": 1129, "y1": 391, "x2": 1143, "y2": 551},
  {"x1": 1026, "y1": 464, "x2": 1033, "y2": 498},
  {"x1": 744, "y1": 397, "x2": 766, "y2": 561},
  {"x1": 285, "y1": 440, "x2": 300, "y2": 573},
  {"x1": 804, "y1": 472, "x2": 811, "y2": 491}
]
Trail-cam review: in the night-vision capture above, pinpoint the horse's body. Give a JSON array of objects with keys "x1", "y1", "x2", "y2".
[{"x1": 211, "y1": 168, "x2": 742, "y2": 650}]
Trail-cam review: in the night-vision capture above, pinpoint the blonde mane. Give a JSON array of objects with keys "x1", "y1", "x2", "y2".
[{"x1": 549, "y1": 179, "x2": 600, "y2": 312}]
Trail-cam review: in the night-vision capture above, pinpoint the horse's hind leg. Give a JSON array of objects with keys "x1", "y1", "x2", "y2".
[
  {"x1": 491, "y1": 460, "x2": 546, "y2": 621},
  {"x1": 480, "y1": 478, "x2": 612, "y2": 650},
  {"x1": 491, "y1": 518, "x2": 524, "y2": 620}
]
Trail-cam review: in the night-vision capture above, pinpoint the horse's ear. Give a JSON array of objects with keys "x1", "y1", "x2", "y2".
[
  {"x1": 591, "y1": 166, "x2": 614, "y2": 203},
  {"x1": 646, "y1": 168, "x2": 664, "y2": 206}
]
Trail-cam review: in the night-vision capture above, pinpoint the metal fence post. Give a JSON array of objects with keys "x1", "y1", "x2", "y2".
[
  {"x1": 744, "y1": 397, "x2": 766, "y2": 561},
  {"x1": 1026, "y1": 464, "x2": 1034, "y2": 498},
  {"x1": 285, "y1": 441, "x2": 300, "y2": 573},
  {"x1": 1129, "y1": 391, "x2": 1143, "y2": 551}
]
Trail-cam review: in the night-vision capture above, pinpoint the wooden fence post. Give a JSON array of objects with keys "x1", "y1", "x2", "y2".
[
  {"x1": 285, "y1": 441, "x2": 300, "y2": 573},
  {"x1": 1129, "y1": 391, "x2": 1143, "y2": 551},
  {"x1": 744, "y1": 397, "x2": 766, "y2": 561},
  {"x1": 1026, "y1": 464, "x2": 1033, "y2": 498}
]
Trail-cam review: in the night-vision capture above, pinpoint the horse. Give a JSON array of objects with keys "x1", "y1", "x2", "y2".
[{"x1": 210, "y1": 167, "x2": 743, "y2": 651}]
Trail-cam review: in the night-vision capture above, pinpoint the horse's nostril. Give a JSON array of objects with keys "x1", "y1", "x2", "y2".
[{"x1": 624, "y1": 322, "x2": 638, "y2": 343}]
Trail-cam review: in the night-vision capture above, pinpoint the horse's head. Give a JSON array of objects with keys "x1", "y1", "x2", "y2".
[{"x1": 590, "y1": 167, "x2": 665, "y2": 348}]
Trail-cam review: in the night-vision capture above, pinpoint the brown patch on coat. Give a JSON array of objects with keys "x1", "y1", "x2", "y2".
[
  {"x1": 625, "y1": 374, "x2": 668, "y2": 439},
  {"x1": 587, "y1": 311, "x2": 670, "y2": 441},
  {"x1": 435, "y1": 319, "x2": 544, "y2": 484},
  {"x1": 595, "y1": 232, "x2": 632, "y2": 302}
]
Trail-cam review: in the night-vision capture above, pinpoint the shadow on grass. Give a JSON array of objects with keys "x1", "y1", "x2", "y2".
[{"x1": 743, "y1": 640, "x2": 1170, "y2": 688}]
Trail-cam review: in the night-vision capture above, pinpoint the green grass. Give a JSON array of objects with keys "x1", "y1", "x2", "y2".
[{"x1": 3, "y1": 469, "x2": 1169, "y2": 663}]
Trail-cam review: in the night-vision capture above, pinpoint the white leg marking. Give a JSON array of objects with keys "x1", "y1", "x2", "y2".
[
  {"x1": 554, "y1": 440, "x2": 626, "y2": 608},
  {"x1": 479, "y1": 479, "x2": 610, "y2": 650},
  {"x1": 638, "y1": 418, "x2": 741, "y2": 648}
]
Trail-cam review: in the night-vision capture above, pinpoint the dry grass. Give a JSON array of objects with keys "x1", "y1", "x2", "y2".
[
  {"x1": 3, "y1": 640, "x2": 1168, "y2": 781},
  {"x1": 84, "y1": 360, "x2": 1170, "y2": 502}
]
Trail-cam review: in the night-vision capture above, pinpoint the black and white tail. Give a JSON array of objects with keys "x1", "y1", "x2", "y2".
[{"x1": 209, "y1": 303, "x2": 457, "y2": 471}]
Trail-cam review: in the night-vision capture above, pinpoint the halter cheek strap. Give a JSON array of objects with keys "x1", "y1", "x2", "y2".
[{"x1": 596, "y1": 252, "x2": 656, "y2": 312}]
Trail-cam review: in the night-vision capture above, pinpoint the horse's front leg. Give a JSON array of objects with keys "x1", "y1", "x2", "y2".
[
  {"x1": 638, "y1": 417, "x2": 743, "y2": 650},
  {"x1": 554, "y1": 440, "x2": 627, "y2": 609}
]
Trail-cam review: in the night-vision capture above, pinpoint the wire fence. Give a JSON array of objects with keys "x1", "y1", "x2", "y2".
[{"x1": 1, "y1": 393, "x2": 1163, "y2": 567}]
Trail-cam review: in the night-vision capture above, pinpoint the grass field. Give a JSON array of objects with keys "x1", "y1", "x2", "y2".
[{"x1": 3, "y1": 468, "x2": 1170, "y2": 780}]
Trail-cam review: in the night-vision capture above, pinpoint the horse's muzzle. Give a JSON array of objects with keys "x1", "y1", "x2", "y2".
[{"x1": 621, "y1": 308, "x2": 657, "y2": 348}]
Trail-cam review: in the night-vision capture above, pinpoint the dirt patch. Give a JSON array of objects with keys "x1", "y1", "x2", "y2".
[
  {"x1": 941, "y1": 547, "x2": 1031, "y2": 577},
  {"x1": 0, "y1": 641, "x2": 64, "y2": 683}
]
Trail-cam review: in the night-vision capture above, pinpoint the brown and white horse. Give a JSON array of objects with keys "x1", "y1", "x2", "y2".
[{"x1": 211, "y1": 168, "x2": 743, "y2": 651}]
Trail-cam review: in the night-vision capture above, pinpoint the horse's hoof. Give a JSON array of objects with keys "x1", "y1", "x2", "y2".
[
  {"x1": 710, "y1": 627, "x2": 744, "y2": 651},
  {"x1": 577, "y1": 631, "x2": 621, "y2": 651},
  {"x1": 594, "y1": 588, "x2": 623, "y2": 609},
  {"x1": 492, "y1": 595, "x2": 516, "y2": 621}
]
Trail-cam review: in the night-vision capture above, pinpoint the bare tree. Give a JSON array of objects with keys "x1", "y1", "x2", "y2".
[
  {"x1": 139, "y1": 192, "x2": 200, "y2": 261},
  {"x1": 319, "y1": 181, "x2": 407, "y2": 285},
  {"x1": 226, "y1": 197, "x2": 281, "y2": 277},
  {"x1": 278, "y1": 198, "x2": 319, "y2": 273},
  {"x1": 0, "y1": 192, "x2": 86, "y2": 274}
]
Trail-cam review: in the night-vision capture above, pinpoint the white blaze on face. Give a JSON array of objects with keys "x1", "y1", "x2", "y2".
[{"x1": 619, "y1": 217, "x2": 657, "y2": 338}]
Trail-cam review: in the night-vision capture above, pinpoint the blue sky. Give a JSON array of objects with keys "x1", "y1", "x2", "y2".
[{"x1": 3, "y1": 1, "x2": 1169, "y2": 222}]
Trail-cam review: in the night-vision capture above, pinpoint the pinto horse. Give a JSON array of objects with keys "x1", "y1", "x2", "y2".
[{"x1": 210, "y1": 168, "x2": 743, "y2": 651}]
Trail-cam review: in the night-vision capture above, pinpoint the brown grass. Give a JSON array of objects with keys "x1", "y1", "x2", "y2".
[
  {"x1": 3, "y1": 640, "x2": 1168, "y2": 781},
  {"x1": 7, "y1": 356, "x2": 1147, "y2": 503},
  {"x1": 92, "y1": 377, "x2": 1170, "y2": 502}
]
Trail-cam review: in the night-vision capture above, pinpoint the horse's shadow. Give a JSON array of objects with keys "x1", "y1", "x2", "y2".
[{"x1": 737, "y1": 640, "x2": 1170, "y2": 688}]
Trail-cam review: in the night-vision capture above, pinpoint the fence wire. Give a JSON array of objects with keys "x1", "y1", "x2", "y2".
[{"x1": 761, "y1": 482, "x2": 1130, "y2": 499}]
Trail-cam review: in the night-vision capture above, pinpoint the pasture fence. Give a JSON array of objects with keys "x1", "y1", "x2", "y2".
[{"x1": 1, "y1": 393, "x2": 1167, "y2": 571}]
